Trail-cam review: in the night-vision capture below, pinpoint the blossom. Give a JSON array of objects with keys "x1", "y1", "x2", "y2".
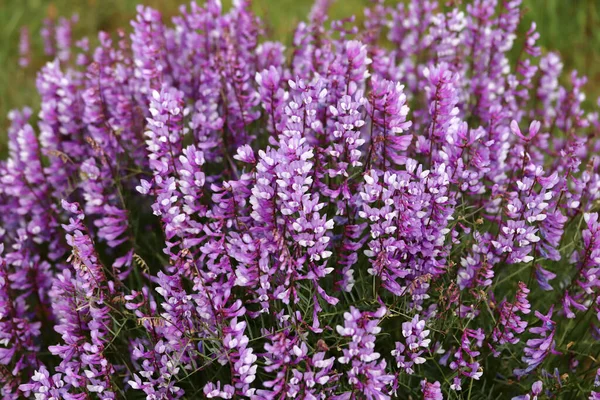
[
  {"x1": 490, "y1": 282, "x2": 531, "y2": 355},
  {"x1": 391, "y1": 315, "x2": 431, "y2": 374},
  {"x1": 3, "y1": 0, "x2": 600, "y2": 398},
  {"x1": 365, "y1": 76, "x2": 412, "y2": 169},
  {"x1": 0, "y1": 244, "x2": 42, "y2": 398},
  {"x1": 56, "y1": 15, "x2": 78, "y2": 62},
  {"x1": 18, "y1": 367, "x2": 68, "y2": 400},
  {"x1": 335, "y1": 306, "x2": 394, "y2": 399},
  {"x1": 421, "y1": 379, "x2": 444, "y2": 400},
  {"x1": 258, "y1": 328, "x2": 337, "y2": 399},
  {"x1": 222, "y1": 318, "x2": 257, "y2": 397},
  {"x1": 514, "y1": 306, "x2": 560, "y2": 377},
  {"x1": 449, "y1": 328, "x2": 485, "y2": 388},
  {"x1": 512, "y1": 380, "x2": 543, "y2": 400},
  {"x1": 18, "y1": 27, "x2": 30, "y2": 68},
  {"x1": 131, "y1": 5, "x2": 167, "y2": 93}
]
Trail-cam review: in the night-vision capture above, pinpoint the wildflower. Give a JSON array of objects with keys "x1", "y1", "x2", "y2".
[
  {"x1": 391, "y1": 315, "x2": 431, "y2": 374},
  {"x1": 514, "y1": 306, "x2": 560, "y2": 377},
  {"x1": 450, "y1": 328, "x2": 485, "y2": 388},
  {"x1": 365, "y1": 77, "x2": 412, "y2": 170},
  {"x1": 421, "y1": 379, "x2": 444, "y2": 400},
  {"x1": 512, "y1": 380, "x2": 543, "y2": 400},
  {"x1": 336, "y1": 306, "x2": 394, "y2": 398},
  {"x1": 490, "y1": 282, "x2": 531, "y2": 355},
  {"x1": 18, "y1": 27, "x2": 30, "y2": 68},
  {"x1": 3, "y1": 0, "x2": 600, "y2": 398}
]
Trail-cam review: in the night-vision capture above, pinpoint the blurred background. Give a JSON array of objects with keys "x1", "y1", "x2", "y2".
[{"x1": 1, "y1": 0, "x2": 599, "y2": 140}]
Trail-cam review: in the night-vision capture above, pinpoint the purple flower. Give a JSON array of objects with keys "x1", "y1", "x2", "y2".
[
  {"x1": 18, "y1": 367, "x2": 68, "y2": 400},
  {"x1": 56, "y1": 15, "x2": 78, "y2": 62},
  {"x1": 18, "y1": 27, "x2": 30, "y2": 68},
  {"x1": 422, "y1": 62, "x2": 460, "y2": 165},
  {"x1": 4, "y1": 0, "x2": 600, "y2": 397},
  {"x1": 335, "y1": 306, "x2": 394, "y2": 399},
  {"x1": 61, "y1": 200, "x2": 108, "y2": 293},
  {"x1": 37, "y1": 61, "x2": 87, "y2": 193},
  {"x1": 256, "y1": 66, "x2": 286, "y2": 137},
  {"x1": 360, "y1": 162, "x2": 453, "y2": 302},
  {"x1": 512, "y1": 380, "x2": 543, "y2": 400},
  {"x1": 0, "y1": 244, "x2": 42, "y2": 399},
  {"x1": 365, "y1": 76, "x2": 412, "y2": 169},
  {"x1": 561, "y1": 212, "x2": 600, "y2": 318},
  {"x1": 203, "y1": 381, "x2": 235, "y2": 399},
  {"x1": 449, "y1": 328, "x2": 485, "y2": 388},
  {"x1": 326, "y1": 93, "x2": 366, "y2": 178},
  {"x1": 511, "y1": 120, "x2": 541, "y2": 143},
  {"x1": 392, "y1": 315, "x2": 431, "y2": 374},
  {"x1": 514, "y1": 306, "x2": 560, "y2": 377},
  {"x1": 258, "y1": 328, "x2": 337, "y2": 398},
  {"x1": 421, "y1": 379, "x2": 444, "y2": 400},
  {"x1": 40, "y1": 18, "x2": 56, "y2": 57},
  {"x1": 490, "y1": 282, "x2": 531, "y2": 355},
  {"x1": 219, "y1": 318, "x2": 257, "y2": 397},
  {"x1": 131, "y1": 6, "x2": 167, "y2": 94}
]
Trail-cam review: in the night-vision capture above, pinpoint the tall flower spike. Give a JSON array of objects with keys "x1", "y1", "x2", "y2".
[
  {"x1": 37, "y1": 61, "x2": 87, "y2": 194},
  {"x1": 50, "y1": 202, "x2": 116, "y2": 398},
  {"x1": 490, "y1": 282, "x2": 531, "y2": 356},
  {"x1": 365, "y1": 76, "x2": 412, "y2": 170},
  {"x1": 392, "y1": 315, "x2": 431, "y2": 374},
  {"x1": 335, "y1": 306, "x2": 394, "y2": 399},
  {"x1": 258, "y1": 328, "x2": 337, "y2": 398},
  {"x1": 0, "y1": 244, "x2": 42, "y2": 399},
  {"x1": 326, "y1": 93, "x2": 366, "y2": 179},
  {"x1": 189, "y1": 65, "x2": 225, "y2": 161},
  {"x1": 449, "y1": 328, "x2": 485, "y2": 390},
  {"x1": 326, "y1": 40, "x2": 371, "y2": 105},
  {"x1": 131, "y1": 5, "x2": 168, "y2": 95},
  {"x1": 18, "y1": 27, "x2": 30, "y2": 68},
  {"x1": 273, "y1": 110, "x2": 336, "y2": 304},
  {"x1": 61, "y1": 200, "x2": 108, "y2": 293},
  {"x1": 514, "y1": 306, "x2": 559, "y2": 377},
  {"x1": 40, "y1": 18, "x2": 55, "y2": 57},
  {"x1": 256, "y1": 66, "x2": 286, "y2": 138},
  {"x1": 422, "y1": 63, "x2": 460, "y2": 165},
  {"x1": 562, "y1": 212, "x2": 600, "y2": 318},
  {"x1": 421, "y1": 379, "x2": 444, "y2": 400}
]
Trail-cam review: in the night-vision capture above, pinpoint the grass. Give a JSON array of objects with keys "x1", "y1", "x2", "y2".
[{"x1": 1, "y1": 0, "x2": 599, "y2": 149}]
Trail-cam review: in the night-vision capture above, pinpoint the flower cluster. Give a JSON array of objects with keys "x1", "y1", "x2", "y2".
[
  {"x1": 392, "y1": 314, "x2": 431, "y2": 374},
  {"x1": 2, "y1": 0, "x2": 600, "y2": 398}
]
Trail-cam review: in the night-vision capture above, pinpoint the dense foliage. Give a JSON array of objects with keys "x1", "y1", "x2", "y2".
[{"x1": 2, "y1": 0, "x2": 600, "y2": 398}]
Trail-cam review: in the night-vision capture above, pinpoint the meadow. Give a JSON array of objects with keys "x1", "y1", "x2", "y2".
[
  {"x1": 1, "y1": 0, "x2": 599, "y2": 145},
  {"x1": 1, "y1": 1, "x2": 600, "y2": 398}
]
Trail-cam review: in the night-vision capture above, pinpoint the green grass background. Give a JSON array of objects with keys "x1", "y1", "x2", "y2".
[{"x1": 1, "y1": 0, "x2": 599, "y2": 148}]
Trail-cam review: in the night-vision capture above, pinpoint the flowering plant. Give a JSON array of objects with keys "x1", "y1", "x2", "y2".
[{"x1": 2, "y1": 0, "x2": 600, "y2": 399}]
